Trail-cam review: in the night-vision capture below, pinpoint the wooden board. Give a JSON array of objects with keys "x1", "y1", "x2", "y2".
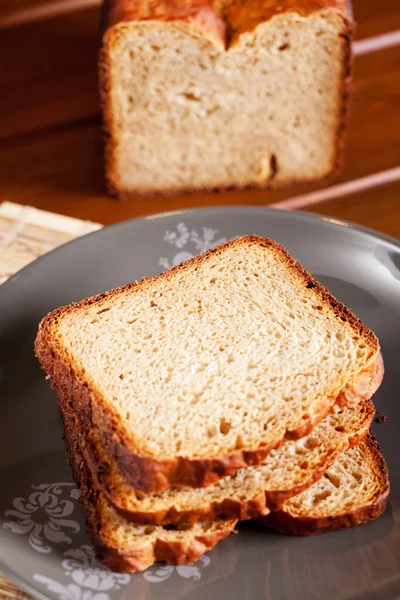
[{"x1": 0, "y1": 202, "x2": 101, "y2": 284}]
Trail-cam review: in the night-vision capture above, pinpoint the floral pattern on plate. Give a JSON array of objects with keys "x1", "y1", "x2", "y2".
[
  {"x1": 159, "y1": 222, "x2": 226, "y2": 270},
  {"x1": 143, "y1": 555, "x2": 211, "y2": 583},
  {"x1": 3, "y1": 483, "x2": 80, "y2": 554},
  {"x1": 2, "y1": 479, "x2": 212, "y2": 599},
  {"x1": 34, "y1": 545, "x2": 130, "y2": 600}
]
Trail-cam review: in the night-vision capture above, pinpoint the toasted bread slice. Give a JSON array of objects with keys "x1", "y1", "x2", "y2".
[
  {"x1": 64, "y1": 418, "x2": 237, "y2": 574},
  {"x1": 60, "y1": 384, "x2": 374, "y2": 524},
  {"x1": 260, "y1": 433, "x2": 389, "y2": 535},
  {"x1": 35, "y1": 236, "x2": 382, "y2": 492}
]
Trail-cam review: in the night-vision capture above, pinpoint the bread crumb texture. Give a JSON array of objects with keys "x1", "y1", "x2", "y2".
[
  {"x1": 102, "y1": 1, "x2": 352, "y2": 194},
  {"x1": 43, "y1": 237, "x2": 378, "y2": 460}
]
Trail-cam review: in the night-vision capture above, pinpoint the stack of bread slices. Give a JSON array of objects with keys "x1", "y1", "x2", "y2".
[{"x1": 35, "y1": 236, "x2": 389, "y2": 573}]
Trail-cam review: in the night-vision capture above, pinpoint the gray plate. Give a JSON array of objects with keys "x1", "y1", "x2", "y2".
[{"x1": 0, "y1": 206, "x2": 399, "y2": 600}]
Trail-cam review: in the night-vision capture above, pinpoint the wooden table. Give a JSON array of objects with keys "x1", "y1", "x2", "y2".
[
  {"x1": 0, "y1": 0, "x2": 399, "y2": 237},
  {"x1": 0, "y1": 1, "x2": 399, "y2": 598}
]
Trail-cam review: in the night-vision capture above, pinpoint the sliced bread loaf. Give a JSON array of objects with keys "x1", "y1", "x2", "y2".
[
  {"x1": 101, "y1": 1, "x2": 353, "y2": 195},
  {"x1": 64, "y1": 417, "x2": 237, "y2": 573},
  {"x1": 35, "y1": 236, "x2": 382, "y2": 493},
  {"x1": 61, "y1": 384, "x2": 375, "y2": 524},
  {"x1": 260, "y1": 433, "x2": 389, "y2": 535}
]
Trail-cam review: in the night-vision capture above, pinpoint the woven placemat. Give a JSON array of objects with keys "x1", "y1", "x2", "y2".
[{"x1": 0, "y1": 201, "x2": 102, "y2": 600}]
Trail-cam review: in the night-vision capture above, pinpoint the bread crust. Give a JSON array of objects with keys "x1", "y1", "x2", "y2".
[
  {"x1": 99, "y1": 1, "x2": 353, "y2": 197},
  {"x1": 103, "y1": 1, "x2": 349, "y2": 38},
  {"x1": 88, "y1": 528, "x2": 234, "y2": 573},
  {"x1": 63, "y1": 415, "x2": 236, "y2": 573},
  {"x1": 259, "y1": 433, "x2": 390, "y2": 535},
  {"x1": 58, "y1": 381, "x2": 375, "y2": 525},
  {"x1": 35, "y1": 236, "x2": 382, "y2": 493}
]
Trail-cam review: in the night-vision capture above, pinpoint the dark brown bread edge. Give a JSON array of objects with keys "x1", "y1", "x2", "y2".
[
  {"x1": 89, "y1": 524, "x2": 237, "y2": 574},
  {"x1": 99, "y1": 2, "x2": 353, "y2": 198},
  {"x1": 259, "y1": 433, "x2": 390, "y2": 536},
  {"x1": 62, "y1": 407, "x2": 237, "y2": 573},
  {"x1": 57, "y1": 376, "x2": 375, "y2": 524},
  {"x1": 102, "y1": 0, "x2": 350, "y2": 32},
  {"x1": 35, "y1": 236, "x2": 382, "y2": 493}
]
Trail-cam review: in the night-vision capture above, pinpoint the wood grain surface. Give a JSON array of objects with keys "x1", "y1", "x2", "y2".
[
  {"x1": 0, "y1": 0, "x2": 399, "y2": 597},
  {"x1": 0, "y1": 7, "x2": 100, "y2": 139},
  {"x1": 0, "y1": 0, "x2": 100, "y2": 29},
  {"x1": 303, "y1": 181, "x2": 400, "y2": 239}
]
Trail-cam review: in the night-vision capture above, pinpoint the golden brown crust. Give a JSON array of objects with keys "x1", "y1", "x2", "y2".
[
  {"x1": 59, "y1": 390, "x2": 269, "y2": 522},
  {"x1": 103, "y1": 1, "x2": 228, "y2": 46},
  {"x1": 99, "y1": 1, "x2": 354, "y2": 197},
  {"x1": 103, "y1": 1, "x2": 349, "y2": 34},
  {"x1": 40, "y1": 346, "x2": 381, "y2": 495},
  {"x1": 35, "y1": 236, "x2": 381, "y2": 494},
  {"x1": 90, "y1": 523, "x2": 235, "y2": 573},
  {"x1": 63, "y1": 414, "x2": 236, "y2": 573},
  {"x1": 58, "y1": 379, "x2": 374, "y2": 524},
  {"x1": 260, "y1": 434, "x2": 390, "y2": 535},
  {"x1": 261, "y1": 495, "x2": 388, "y2": 536}
]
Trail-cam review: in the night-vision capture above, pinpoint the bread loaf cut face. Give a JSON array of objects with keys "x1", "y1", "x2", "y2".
[{"x1": 101, "y1": 3, "x2": 352, "y2": 195}]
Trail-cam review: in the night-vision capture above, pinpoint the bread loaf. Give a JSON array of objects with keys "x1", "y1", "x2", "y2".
[{"x1": 100, "y1": 1, "x2": 353, "y2": 196}]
